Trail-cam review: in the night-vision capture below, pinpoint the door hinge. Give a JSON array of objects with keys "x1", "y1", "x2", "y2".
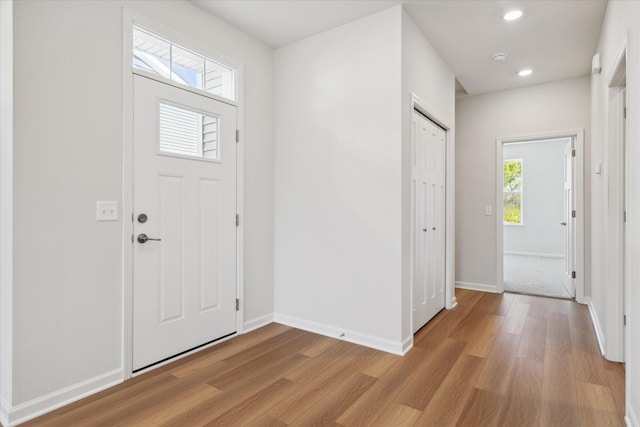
[
  {"x1": 624, "y1": 314, "x2": 627, "y2": 326},
  {"x1": 572, "y1": 271, "x2": 576, "y2": 279},
  {"x1": 624, "y1": 107, "x2": 627, "y2": 119},
  {"x1": 571, "y1": 210, "x2": 576, "y2": 218},
  {"x1": 236, "y1": 129, "x2": 239, "y2": 143},
  {"x1": 624, "y1": 211, "x2": 627, "y2": 222},
  {"x1": 131, "y1": 234, "x2": 134, "y2": 243},
  {"x1": 236, "y1": 298, "x2": 240, "y2": 311},
  {"x1": 572, "y1": 149, "x2": 576, "y2": 157},
  {"x1": 236, "y1": 214, "x2": 240, "y2": 227}
]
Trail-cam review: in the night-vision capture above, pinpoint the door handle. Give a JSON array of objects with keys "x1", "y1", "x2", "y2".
[
  {"x1": 137, "y1": 233, "x2": 162, "y2": 244},
  {"x1": 560, "y1": 222, "x2": 567, "y2": 226}
]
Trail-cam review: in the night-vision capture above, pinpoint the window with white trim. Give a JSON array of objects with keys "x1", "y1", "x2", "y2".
[
  {"x1": 133, "y1": 25, "x2": 236, "y2": 101},
  {"x1": 504, "y1": 159, "x2": 523, "y2": 224}
]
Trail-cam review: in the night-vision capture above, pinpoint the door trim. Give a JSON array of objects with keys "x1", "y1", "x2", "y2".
[
  {"x1": 409, "y1": 93, "x2": 455, "y2": 337},
  {"x1": 604, "y1": 37, "x2": 627, "y2": 363},
  {"x1": 121, "y1": 9, "x2": 245, "y2": 379},
  {"x1": 495, "y1": 130, "x2": 585, "y2": 303}
]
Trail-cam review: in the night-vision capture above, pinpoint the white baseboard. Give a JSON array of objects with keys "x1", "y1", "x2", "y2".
[
  {"x1": 6, "y1": 368, "x2": 122, "y2": 426},
  {"x1": 401, "y1": 335, "x2": 413, "y2": 355},
  {"x1": 273, "y1": 313, "x2": 406, "y2": 356},
  {"x1": 455, "y1": 281, "x2": 499, "y2": 293},
  {"x1": 243, "y1": 313, "x2": 274, "y2": 333},
  {"x1": 448, "y1": 296, "x2": 458, "y2": 309},
  {"x1": 504, "y1": 251, "x2": 564, "y2": 259},
  {"x1": 588, "y1": 301, "x2": 606, "y2": 357},
  {"x1": 627, "y1": 405, "x2": 639, "y2": 427},
  {"x1": 1, "y1": 395, "x2": 9, "y2": 427}
]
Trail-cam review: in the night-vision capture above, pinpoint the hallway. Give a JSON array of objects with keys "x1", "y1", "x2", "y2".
[{"x1": 24, "y1": 290, "x2": 624, "y2": 426}]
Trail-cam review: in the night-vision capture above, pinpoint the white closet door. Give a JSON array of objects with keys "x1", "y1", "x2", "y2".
[{"x1": 412, "y1": 111, "x2": 446, "y2": 333}]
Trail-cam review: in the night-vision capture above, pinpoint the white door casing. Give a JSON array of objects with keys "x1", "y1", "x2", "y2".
[
  {"x1": 563, "y1": 139, "x2": 575, "y2": 298},
  {"x1": 412, "y1": 111, "x2": 446, "y2": 333},
  {"x1": 133, "y1": 75, "x2": 237, "y2": 371},
  {"x1": 496, "y1": 131, "x2": 584, "y2": 303}
]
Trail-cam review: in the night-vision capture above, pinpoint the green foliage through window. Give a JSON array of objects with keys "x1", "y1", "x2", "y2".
[{"x1": 504, "y1": 160, "x2": 522, "y2": 224}]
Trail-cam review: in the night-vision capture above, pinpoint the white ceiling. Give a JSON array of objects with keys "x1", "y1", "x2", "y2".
[{"x1": 192, "y1": 0, "x2": 607, "y2": 95}]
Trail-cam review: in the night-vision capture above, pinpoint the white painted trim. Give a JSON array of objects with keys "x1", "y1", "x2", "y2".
[
  {"x1": 121, "y1": 8, "x2": 246, "y2": 377},
  {"x1": 1, "y1": 397, "x2": 9, "y2": 427},
  {"x1": 235, "y1": 62, "x2": 245, "y2": 335},
  {"x1": 0, "y1": 1, "x2": 13, "y2": 422},
  {"x1": 410, "y1": 93, "x2": 455, "y2": 325},
  {"x1": 449, "y1": 296, "x2": 458, "y2": 309},
  {"x1": 5, "y1": 369, "x2": 123, "y2": 427},
  {"x1": 273, "y1": 313, "x2": 408, "y2": 356},
  {"x1": 603, "y1": 38, "x2": 627, "y2": 362},
  {"x1": 588, "y1": 300, "x2": 606, "y2": 357},
  {"x1": 496, "y1": 130, "x2": 586, "y2": 301},
  {"x1": 243, "y1": 314, "x2": 274, "y2": 333},
  {"x1": 503, "y1": 251, "x2": 564, "y2": 259},
  {"x1": 496, "y1": 139, "x2": 505, "y2": 293},
  {"x1": 626, "y1": 405, "x2": 639, "y2": 427},
  {"x1": 455, "y1": 281, "x2": 499, "y2": 293},
  {"x1": 574, "y1": 132, "x2": 586, "y2": 304},
  {"x1": 121, "y1": 6, "x2": 135, "y2": 383},
  {"x1": 401, "y1": 336, "x2": 413, "y2": 355}
]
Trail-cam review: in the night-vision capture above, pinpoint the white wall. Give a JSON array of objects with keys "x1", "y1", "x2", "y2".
[
  {"x1": 455, "y1": 77, "x2": 590, "y2": 291},
  {"x1": 400, "y1": 9, "x2": 455, "y2": 339},
  {"x1": 273, "y1": 7, "x2": 405, "y2": 352},
  {"x1": 0, "y1": 0, "x2": 13, "y2": 423},
  {"x1": 590, "y1": 1, "x2": 640, "y2": 424},
  {"x1": 10, "y1": 0, "x2": 273, "y2": 423},
  {"x1": 503, "y1": 139, "x2": 567, "y2": 257}
]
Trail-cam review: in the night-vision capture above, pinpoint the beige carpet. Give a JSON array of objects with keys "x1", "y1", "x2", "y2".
[{"x1": 503, "y1": 254, "x2": 572, "y2": 299}]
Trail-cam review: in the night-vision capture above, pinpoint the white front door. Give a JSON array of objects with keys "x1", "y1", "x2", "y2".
[
  {"x1": 412, "y1": 111, "x2": 446, "y2": 333},
  {"x1": 563, "y1": 139, "x2": 575, "y2": 298},
  {"x1": 133, "y1": 75, "x2": 237, "y2": 371}
]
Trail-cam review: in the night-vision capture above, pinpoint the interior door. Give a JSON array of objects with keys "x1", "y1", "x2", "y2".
[
  {"x1": 563, "y1": 139, "x2": 575, "y2": 298},
  {"x1": 412, "y1": 111, "x2": 446, "y2": 333},
  {"x1": 133, "y1": 75, "x2": 237, "y2": 371}
]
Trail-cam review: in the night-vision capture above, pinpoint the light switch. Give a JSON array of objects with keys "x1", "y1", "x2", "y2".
[
  {"x1": 97, "y1": 201, "x2": 118, "y2": 221},
  {"x1": 485, "y1": 205, "x2": 492, "y2": 216}
]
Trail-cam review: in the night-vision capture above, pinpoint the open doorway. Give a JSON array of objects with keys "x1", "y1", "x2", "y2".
[
  {"x1": 501, "y1": 138, "x2": 573, "y2": 299},
  {"x1": 496, "y1": 131, "x2": 584, "y2": 302}
]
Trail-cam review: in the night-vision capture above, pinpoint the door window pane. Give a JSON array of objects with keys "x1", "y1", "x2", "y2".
[{"x1": 159, "y1": 102, "x2": 219, "y2": 160}]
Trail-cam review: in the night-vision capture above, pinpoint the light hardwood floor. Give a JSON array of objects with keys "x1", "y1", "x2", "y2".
[{"x1": 24, "y1": 290, "x2": 625, "y2": 426}]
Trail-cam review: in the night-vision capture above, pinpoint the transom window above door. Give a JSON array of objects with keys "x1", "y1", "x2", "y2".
[{"x1": 133, "y1": 24, "x2": 236, "y2": 101}]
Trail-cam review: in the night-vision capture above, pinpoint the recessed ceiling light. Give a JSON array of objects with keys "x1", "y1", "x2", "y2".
[
  {"x1": 493, "y1": 53, "x2": 508, "y2": 62},
  {"x1": 504, "y1": 10, "x2": 523, "y2": 21},
  {"x1": 518, "y1": 68, "x2": 533, "y2": 77}
]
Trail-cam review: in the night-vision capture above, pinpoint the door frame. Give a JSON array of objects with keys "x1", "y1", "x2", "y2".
[
  {"x1": 495, "y1": 130, "x2": 585, "y2": 303},
  {"x1": 121, "y1": 9, "x2": 245, "y2": 378},
  {"x1": 604, "y1": 39, "x2": 627, "y2": 363},
  {"x1": 409, "y1": 93, "x2": 455, "y2": 337}
]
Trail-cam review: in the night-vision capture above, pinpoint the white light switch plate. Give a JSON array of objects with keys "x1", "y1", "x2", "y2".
[
  {"x1": 485, "y1": 205, "x2": 492, "y2": 216},
  {"x1": 97, "y1": 201, "x2": 118, "y2": 221}
]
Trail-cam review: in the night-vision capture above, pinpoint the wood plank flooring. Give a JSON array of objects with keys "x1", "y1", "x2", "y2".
[{"x1": 25, "y1": 290, "x2": 625, "y2": 426}]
